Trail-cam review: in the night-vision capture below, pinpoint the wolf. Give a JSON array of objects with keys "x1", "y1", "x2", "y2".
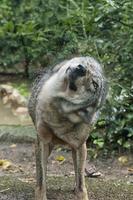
[{"x1": 28, "y1": 56, "x2": 108, "y2": 200}]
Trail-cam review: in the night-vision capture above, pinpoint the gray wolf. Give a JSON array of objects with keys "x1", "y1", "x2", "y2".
[{"x1": 28, "y1": 56, "x2": 107, "y2": 200}]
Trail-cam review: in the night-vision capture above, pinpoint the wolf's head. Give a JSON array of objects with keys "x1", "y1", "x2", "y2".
[
  {"x1": 56, "y1": 57, "x2": 107, "y2": 110},
  {"x1": 40, "y1": 57, "x2": 107, "y2": 124}
]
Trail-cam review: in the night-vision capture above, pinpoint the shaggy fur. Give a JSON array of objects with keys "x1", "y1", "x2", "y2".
[{"x1": 28, "y1": 56, "x2": 107, "y2": 200}]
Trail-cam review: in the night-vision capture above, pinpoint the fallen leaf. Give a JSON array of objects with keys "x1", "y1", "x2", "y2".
[
  {"x1": 10, "y1": 144, "x2": 17, "y2": 148},
  {"x1": 128, "y1": 167, "x2": 133, "y2": 175},
  {"x1": 55, "y1": 155, "x2": 65, "y2": 162},
  {"x1": 18, "y1": 177, "x2": 35, "y2": 183},
  {"x1": 128, "y1": 168, "x2": 133, "y2": 172},
  {"x1": 118, "y1": 156, "x2": 128, "y2": 165},
  {"x1": 0, "y1": 188, "x2": 10, "y2": 193},
  {"x1": 56, "y1": 147, "x2": 62, "y2": 152},
  {"x1": 0, "y1": 160, "x2": 12, "y2": 170}
]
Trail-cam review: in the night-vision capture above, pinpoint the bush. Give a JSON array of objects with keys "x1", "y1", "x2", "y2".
[{"x1": 0, "y1": 0, "x2": 132, "y2": 151}]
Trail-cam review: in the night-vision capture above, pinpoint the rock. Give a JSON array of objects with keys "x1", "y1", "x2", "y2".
[
  {"x1": 118, "y1": 156, "x2": 129, "y2": 165},
  {"x1": 13, "y1": 107, "x2": 28, "y2": 115},
  {"x1": 0, "y1": 84, "x2": 13, "y2": 96},
  {"x1": 0, "y1": 86, "x2": 32, "y2": 125},
  {"x1": 0, "y1": 84, "x2": 27, "y2": 108},
  {"x1": 9, "y1": 90, "x2": 26, "y2": 107},
  {"x1": 85, "y1": 162, "x2": 103, "y2": 178}
]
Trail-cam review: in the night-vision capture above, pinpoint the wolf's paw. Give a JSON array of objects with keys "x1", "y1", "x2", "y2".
[
  {"x1": 35, "y1": 187, "x2": 47, "y2": 200},
  {"x1": 74, "y1": 188, "x2": 89, "y2": 200}
]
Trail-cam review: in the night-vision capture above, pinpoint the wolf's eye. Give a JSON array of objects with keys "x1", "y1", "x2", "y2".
[{"x1": 92, "y1": 80, "x2": 98, "y2": 90}]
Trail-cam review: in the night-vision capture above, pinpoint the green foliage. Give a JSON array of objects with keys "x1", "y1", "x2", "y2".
[
  {"x1": 12, "y1": 82, "x2": 29, "y2": 97},
  {"x1": 0, "y1": 0, "x2": 132, "y2": 152}
]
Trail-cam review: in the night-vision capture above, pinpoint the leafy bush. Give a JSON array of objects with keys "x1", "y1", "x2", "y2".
[{"x1": 0, "y1": 0, "x2": 132, "y2": 152}]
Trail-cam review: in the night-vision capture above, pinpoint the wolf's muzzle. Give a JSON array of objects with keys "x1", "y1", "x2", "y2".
[{"x1": 66, "y1": 64, "x2": 86, "y2": 91}]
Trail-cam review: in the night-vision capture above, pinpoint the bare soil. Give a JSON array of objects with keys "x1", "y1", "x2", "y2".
[{"x1": 0, "y1": 143, "x2": 133, "y2": 200}]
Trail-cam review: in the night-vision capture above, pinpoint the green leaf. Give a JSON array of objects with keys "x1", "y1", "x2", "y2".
[
  {"x1": 123, "y1": 142, "x2": 131, "y2": 149},
  {"x1": 117, "y1": 139, "x2": 123, "y2": 145},
  {"x1": 93, "y1": 139, "x2": 104, "y2": 148}
]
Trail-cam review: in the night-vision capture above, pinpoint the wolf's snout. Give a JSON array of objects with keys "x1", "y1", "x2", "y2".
[
  {"x1": 76, "y1": 64, "x2": 86, "y2": 76},
  {"x1": 66, "y1": 64, "x2": 86, "y2": 91},
  {"x1": 66, "y1": 64, "x2": 86, "y2": 78}
]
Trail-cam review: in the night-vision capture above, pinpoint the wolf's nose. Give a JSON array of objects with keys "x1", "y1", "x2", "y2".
[
  {"x1": 76, "y1": 64, "x2": 86, "y2": 76},
  {"x1": 66, "y1": 64, "x2": 86, "y2": 91},
  {"x1": 66, "y1": 64, "x2": 86, "y2": 79}
]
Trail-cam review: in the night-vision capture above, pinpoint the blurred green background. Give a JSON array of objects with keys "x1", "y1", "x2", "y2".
[{"x1": 0, "y1": 0, "x2": 132, "y2": 154}]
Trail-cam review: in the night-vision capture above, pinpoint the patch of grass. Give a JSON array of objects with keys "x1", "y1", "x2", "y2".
[
  {"x1": 0, "y1": 176, "x2": 132, "y2": 200},
  {"x1": 47, "y1": 176, "x2": 133, "y2": 200},
  {"x1": 0, "y1": 125, "x2": 36, "y2": 143},
  {"x1": 88, "y1": 178, "x2": 133, "y2": 200},
  {"x1": 12, "y1": 82, "x2": 30, "y2": 97},
  {"x1": 0, "y1": 176, "x2": 34, "y2": 200}
]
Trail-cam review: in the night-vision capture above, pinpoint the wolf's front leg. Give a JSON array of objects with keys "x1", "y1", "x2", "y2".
[
  {"x1": 35, "y1": 141, "x2": 51, "y2": 200},
  {"x1": 41, "y1": 142, "x2": 50, "y2": 200},
  {"x1": 35, "y1": 136, "x2": 43, "y2": 200},
  {"x1": 72, "y1": 143, "x2": 89, "y2": 200}
]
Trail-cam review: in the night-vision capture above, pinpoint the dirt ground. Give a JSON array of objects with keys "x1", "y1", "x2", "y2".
[{"x1": 0, "y1": 143, "x2": 133, "y2": 200}]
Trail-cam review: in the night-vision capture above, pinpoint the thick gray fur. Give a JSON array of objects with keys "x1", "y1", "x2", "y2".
[{"x1": 28, "y1": 56, "x2": 108, "y2": 200}]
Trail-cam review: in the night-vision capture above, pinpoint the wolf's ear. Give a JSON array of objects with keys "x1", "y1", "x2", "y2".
[{"x1": 66, "y1": 65, "x2": 86, "y2": 91}]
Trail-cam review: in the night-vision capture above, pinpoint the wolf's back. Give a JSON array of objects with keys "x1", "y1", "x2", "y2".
[{"x1": 28, "y1": 69, "x2": 53, "y2": 124}]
